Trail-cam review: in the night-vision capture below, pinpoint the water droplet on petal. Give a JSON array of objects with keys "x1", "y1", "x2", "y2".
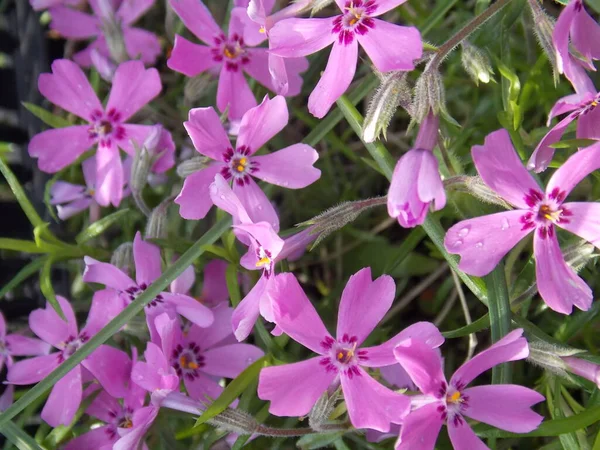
[
  {"x1": 257, "y1": 205, "x2": 263, "y2": 210},
  {"x1": 458, "y1": 227, "x2": 470, "y2": 237},
  {"x1": 220, "y1": 195, "x2": 225, "y2": 200},
  {"x1": 283, "y1": 181, "x2": 289, "y2": 187},
  {"x1": 475, "y1": 241, "x2": 483, "y2": 249},
  {"x1": 453, "y1": 239, "x2": 463, "y2": 248},
  {"x1": 501, "y1": 218, "x2": 510, "y2": 230}
]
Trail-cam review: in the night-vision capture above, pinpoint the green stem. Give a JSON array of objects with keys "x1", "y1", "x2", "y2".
[
  {"x1": 0, "y1": 420, "x2": 44, "y2": 450},
  {"x1": 485, "y1": 264, "x2": 512, "y2": 384},
  {"x1": 0, "y1": 217, "x2": 232, "y2": 428}
]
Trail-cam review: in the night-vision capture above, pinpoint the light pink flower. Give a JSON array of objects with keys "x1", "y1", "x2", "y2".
[
  {"x1": 132, "y1": 308, "x2": 263, "y2": 401},
  {"x1": 7, "y1": 294, "x2": 131, "y2": 426},
  {"x1": 269, "y1": 0, "x2": 422, "y2": 117},
  {"x1": 50, "y1": 0, "x2": 161, "y2": 67},
  {"x1": 28, "y1": 59, "x2": 162, "y2": 206},
  {"x1": 445, "y1": 130, "x2": 600, "y2": 314},
  {"x1": 167, "y1": 0, "x2": 308, "y2": 120},
  {"x1": 388, "y1": 112, "x2": 446, "y2": 227},
  {"x1": 258, "y1": 269, "x2": 444, "y2": 431},
  {"x1": 394, "y1": 329, "x2": 544, "y2": 450},
  {"x1": 562, "y1": 356, "x2": 600, "y2": 388},
  {"x1": 83, "y1": 232, "x2": 215, "y2": 341},
  {"x1": 175, "y1": 95, "x2": 320, "y2": 228}
]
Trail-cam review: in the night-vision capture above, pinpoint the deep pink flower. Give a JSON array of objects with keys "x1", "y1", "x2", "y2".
[
  {"x1": 258, "y1": 269, "x2": 444, "y2": 431},
  {"x1": 83, "y1": 232, "x2": 214, "y2": 341},
  {"x1": 170, "y1": 259, "x2": 230, "y2": 308},
  {"x1": 445, "y1": 130, "x2": 600, "y2": 315},
  {"x1": 269, "y1": 0, "x2": 422, "y2": 118},
  {"x1": 167, "y1": 0, "x2": 308, "y2": 120},
  {"x1": 394, "y1": 329, "x2": 544, "y2": 449},
  {"x1": 528, "y1": 68, "x2": 600, "y2": 172},
  {"x1": 7, "y1": 294, "x2": 131, "y2": 426},
  {"x1": 28, "y1": 59, "x2": 163, "y2": 206},
  {"x1": 50, "y1": 0, "x2": 161, "y2": 67},
  {"x1": 133, "y1": 308, "x2": 264, "y2": 401},
  {"x1": 30, "y1": 0, "x2": 82, "y2": 11},
  {"x1": 210, "y1": 174, "x2": 318, "y2": 341},
  {"x1": 175, "y1": 95, "x2": 321, "y2": 228},
  {"x1": 387, "y1": 112, "x2": 446, "y2": 227},
  {"x1": 562, "y1": 356, "x2": 600, "y2": 388},
  {"x1": 553, "y1": 0, "x2": 600, "y2": 83}
]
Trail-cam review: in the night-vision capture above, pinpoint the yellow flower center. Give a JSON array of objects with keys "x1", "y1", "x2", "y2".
[
  {"x1": 447, "y1": 391, "x2": 462, "y2": 404},
  {"x1": 179, "y1": 354, "x2": 199, "y2": 370},
  {"x1": 256, "y1": 256, "x2": 271, "y2": 268}
]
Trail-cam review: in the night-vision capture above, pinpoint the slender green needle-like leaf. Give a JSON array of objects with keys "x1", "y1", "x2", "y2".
[
  {"x1": 0, "y1": 421, "x2": 44, "y2": 450},
  {"x1": 75, "y1": 209, "x2": 132, "y2": 244},
  {"x1": 0, "y1": 158, "x2": 44, "y2": 228},
  {"x1": 22, "y1": 102, "x2": 71, "y2": 128}
]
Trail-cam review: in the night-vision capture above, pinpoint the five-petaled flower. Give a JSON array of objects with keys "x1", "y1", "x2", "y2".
[
  {"x1": 258, "y1": 269, "x2": 444, "y2": 431},
  {"x1": 269, "y1": 0, "x2": 422, "y2": 118},
  {"x1": 445, "y1": 129, "x2": 600, "y2": 314}
]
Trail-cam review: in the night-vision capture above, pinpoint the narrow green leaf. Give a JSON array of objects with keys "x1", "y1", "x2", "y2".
[
  {"x1": 384, "y1": 227, "x2": 426, "y2": 274},
  {"x1": 442, "y1": 313, "x2": 490, "y2": 338},
  {"x1": 195, "y1": 355, "x2": 270, "y2": 426},
  {"x1": 485, "y1": 264, "x2": 512, "y2": 384},
  {"x1": 0, "y1": 239, "x2": 43, "y2": 253},
  {"x1": 75, "y1": 209, "x2": 132, "y2": 244},
  {"x1": 549, "y1": 138, "x2": 598, "y2": 149},
  {"x1": 202, "y1": 244, "x2": 233, "y2": 262},
  {"x1": 0, "y1": 257, "x2": 46, "y2": 299},
  {"x1": 297, "y1": 431, "x2": 346, "y2": 450},
  {"x1": 0, "y1": 158, "x2": 44, "y2": 228},
  {"x1": 22, "y1": 102, "x2": 71, "y2": 128},
  {"x1": 40, "y1": 256, "x2": 65, "y2": 320},
  {"x1": 0, "y1": 216, "x2": 232, "y2": 428},
  {"x1": 0, "y1": 421, "x2": 44, "y2": 450},
  {"x1": 225, "y1": 263, "x2": 241, "y2": 307}
]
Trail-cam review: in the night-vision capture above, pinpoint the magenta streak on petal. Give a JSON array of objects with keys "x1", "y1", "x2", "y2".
[
  {"x1": 520, "y1": 187, "x2": 573, "y2": 239},
  {"x1": 87, "y1": 108, "x2": 126, "y2": 148},
  {"x1": 219, "y1": 145, "x2": 259, "y2": 186},
  {"x1": 331, "y1": 0, "x2": 376, "y2": 45},
  {"x1": 210, "y1": 32, "x2": 251, "y2": 72}
]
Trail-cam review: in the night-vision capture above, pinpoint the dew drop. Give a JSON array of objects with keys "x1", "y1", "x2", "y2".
[
  {"x1": 501, "y1": 218, "x2": 510, "y2": 230},
  {"x1": 220, "y1": 195, "x2": 225, "y2": 200},
  {"x1": 458, "y1": 227, "x2": 470, "y2": 237},
  {"x1": 475, "y1": 241, "x2": 483, "y2": 249},
  {"x1": 257, "y1": 205, "x2": 263, "y2": 210},
  {"x1": 453, "y1": 239, "x2": 463, "y2": 248},
  {"x1": 282, "y1": 181, "x2": 289, "y2": 187}
]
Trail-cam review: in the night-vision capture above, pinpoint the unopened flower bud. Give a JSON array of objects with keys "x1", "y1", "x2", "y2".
[
  {"x1": 445, "y1": 176, "x2": 512, "y2": 209},
  {"x1": 177, "y1": 156, "x2": 210, "y2": 178},
  {"x1": 461, "y1": 41, "x2": 494, "y2": 86},
  {"x1": 209, "y1": 408, "x2": 259, "y2": 435},
  {"x1": 130, "y1": 127, "x2": 162, "y2": 194},
  {"x1": 411, "y1": 69, "x2": 450, "y2": 125},
  {"x1": 111, "y1": 242, "x2": 133, "y2": 274},
  {"x1": 97, "y1": 0, "x2": 128, "y2": 63},
  {"x1": 562, "y1": 356, "x2": 600, "y2": 388},
  {"x1": 563, "y1": 241, "x2": 597, "y2": 271},
  {"x1": 309, "y1": 390, "x2": 341, "y2": 431},
  {"x1": 527, "y1": 340, "x2": 582, "y2": 379},
  {"x1": 527, "y1": 0, "x2": 559, "y2": 84},
  {"x1": 145, "y1": 201, "x2": 169, "y2": 240},
  {"x1": 310, "y1": 0, "x2": 334, "y2": 16},
  {"x1": 363, "y1": 71, "x2": 411, "y2": 143},
  {"x1": 184, "y1": 74, "x2": 214, "y2": 107}
]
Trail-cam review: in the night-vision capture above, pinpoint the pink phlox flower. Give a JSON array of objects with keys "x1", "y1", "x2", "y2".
[
  {"x1": 553, "y1": 0, "x2": 600, "y2": 83},
  {"x1": 387, "y1": 112, "x2": 446, "y2": 227},
  {"x1": 167, "y1": 0, "x2": 308, "y2": 120},
  {"x1": 209, "y1": 173, "x2": 318, "y2": 341},
  {"x1": 445, "y1": 129, "x2": 600, "y2": 314},
  {"x1": 170, "y1": 259, "x2": 230, "y2": 308},
  {"x1": 30, "y1": 0, "x2": 83, "y2": 11},
  {"x1": 83, "y1": 231, "x2": 215, "y2": 342},
  {"x1": 175, "y1": 94, "x2": 321, "y2": 228},
  {"x1": 28, "y1": 59, "x2": 163, "y2": 206},
  {"x1": 257, "y1": 269, "x2": 444, "y2": 431},
  {"x1": 132, "y1": 308, "x2": 264, "y2": 402},
  {"x1": 49, "y1": 0, "x2": 161, "y2": 67},
  {"x1": 6, "y1": 293, "x2": 132, "y2": 426},
  {"x1": 561, "y1": 356, "x2": 600, "y2": 388},
  {"x1": 393, "y1": 329, "x2": 544, "y2": 449},
  {"x1": 269, "y1": 0, "x2": 423, "y2": 117}
]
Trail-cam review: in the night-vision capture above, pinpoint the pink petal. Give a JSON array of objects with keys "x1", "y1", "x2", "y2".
[
  {"x1": 393, "y1": 338, "x2": 446, "y2": 396},
  {"x1": 371, "y1": 0, "x2": 409, "y2": 15},
  {"x1": 233, "y1": 178, "x2": 280, "y2": 231},
  {"x1": 184, "y1": 107, "x2": 231, "y2": 161},
  {"x1": 116, "y1": 124, "x2": 155, "y2": 155},
  {"x1": 232, "y1": 275, "x2": 268, "y2": 341},
  {"x1": 0, "y1": 313, "x2": 5, "y2": 337},
  {"x1": 56, "y1": 198, "x2": 93, "y2": 220},
  {"x1": 357, "y1": 21, "x2": 421, "y2": 72},
  {"x1": 82, "y1": 290, "x2": 126, "y2": 337},
  {"x1": 106, "y1": 61, "x2": 161, "y2": 122},
  {"x1": 553, "y1": 0, "x2": 576, "y2": 75},
  {"x1": 235, "y1": 223, "x2": 284, "y2": 268},
  {"x1": 243, "y1": 48, "x2": 273, "y2": 90},
  {"x1": 548, "y1": 93, "x2": 589, "y2": 123},
  {"x1": 395, "y1": 403, "x2": 444, "y2": 450},
  {"x1": 73, "y1": 39, "x2": 108, "y2": 68},
  {"x1": 444, "y1": 210, "x2": 533, "y2": 277},
  {"x1": 95, "y1": 142, "x2": 124, "y2": 207},
  {"x1": 362, "y1": 321, "x2": 444, "y2": 367},
  {"x1": 380, "y1": 364, "x2": 416, "y2": 390},
  {"x1": 5, "y1": 335, "x2": 50, "y2": 356},
  {"x1": 38, "y1": 59, "x2": 102, "y2": 120},
  {"x1": 447, "y1": 421, "x2": 488, "y2": 450},
  {"x1": 83, "y1": 345, "x2": 131, "y2": 398},
  {"x1": 29, "y1": 296, "x2": 77, "y2": 347},
  {"x1": 175, "y1": 165, "x2": 222, "y2": 220},
  {"x1": 451, "y1": 329, "x2": 528, "y2": 387},
  {"x1": 201, "y1": 260, "x2": 229, "y2": 306},
  {"x1": 170, "y1": 263, "x2": 195, "y2": 295},
  {"x1": 183, "y1": 371, "x2": 224, "y2": 401},
  {"x1": 258, "y1": 357, "x2": 336, "y2": 416},
  {"x1": 534, "y1": 231, "x2": 592, "y2": 314},
  {"x1": 472, "y1": 129, "x2": 540, "y2": 209},
  {"x1": 217, "y1": 67, "x2": 257, "y2": 120},
  {"x1": 209, "y1": 173, "x2": 252, "y2": 223},
  {"x1": 162, "y1": 293, "x2": 215, "y2": 328},
  {"x1": 86, "y1": 390, "x2": 121, "y2": 422},
  {"x1": 269, "y1": 273, "x2": 333, "y2": 354},
  {"x1": 559, "y1": 202, "x2": 600, "y2": 247},
  {"x1": 202, "y1": 343, "x2": 264, "y2": 378},
  {"x1": 65, "y1": 426, "x2": 115, "y2": 450},
  {"x1": 527, "y1": 113, "x2": 577, "y2": 173},
  {"x1": 577, "y1": 105, "x2": 600, "y2": 140},
  {"x1": 7, "y1": 354, "x2": 60, "y2": 385},
  {"x1": 50, "y1": 181, "x2": 86, "y2": 205},
  {"x1": 83, "y1": 256, "x2": 136, "y2": 290},
  {"x1": 187, "y1": 304, "x2": 234, "y2": 349},
  {"x1": 269, "y1": 18, "x2": 336, "y2": 58},
  {"x1": 117, "y1": 0, "x2": 154, "y2": 25},
  {"x1": 49, "y1": 6, "x2": 99, "y2": 38},
  {"x1": 308, "y1": 40, "x2": 358, "y2": 118},
  {"x1": 114, "y1": 406, "x2": 158, "y2": 450},
  {"x1": 237, "y1": 95, "x2": 288, "y2": 154},
  {"x1": 417, "y1": 150, "x2": 446, "y2": 210},
  {"x1": 546, "y1": 142, "x2": 600, "y2": 199},
  {"x1": 132, "y1": 343, "x2": 178, "y2": 392},
  {"x1": 167, "y1": 35, "x2": 220, "y2": 77},
  {"x1": 41, "y1": 365, "x2": 82, "y2": 426},
  {"x1": 133, "y1": 232, "x2": 162, "y2": 286},
  {"x1": 28, "y1": 126, "x2": 93, "y2": 173},
  {"x1": 234, "y1": 5, "x2": 266, "y2": 46},
  {"x1": 252, "y1": 144, "x2": 320, "y2": 188},
  {"x1": 463, "y1": 384, "x2": 544, "y2": 433},
  {"x1": 571, "y1": 2, "x2": 600, "y2": 69},
  {"x1": 123, "y1": 27, "x2": 161, "y2": 65},
  {"x1": 342, "y1": 367, "x2": 409, "y2": 431},
  {"x1": 168, "y1": 0, "x2": 222, "y2": 45},
  {"x1": 336, "y1": 268, "x2": 394, "y2": 346},
  {"x1": 277, "y1": 228, "x2": 317, "y2": 261},
  {"x1": 282, "y1": 56, "x2": 309, "y2": 97}
]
